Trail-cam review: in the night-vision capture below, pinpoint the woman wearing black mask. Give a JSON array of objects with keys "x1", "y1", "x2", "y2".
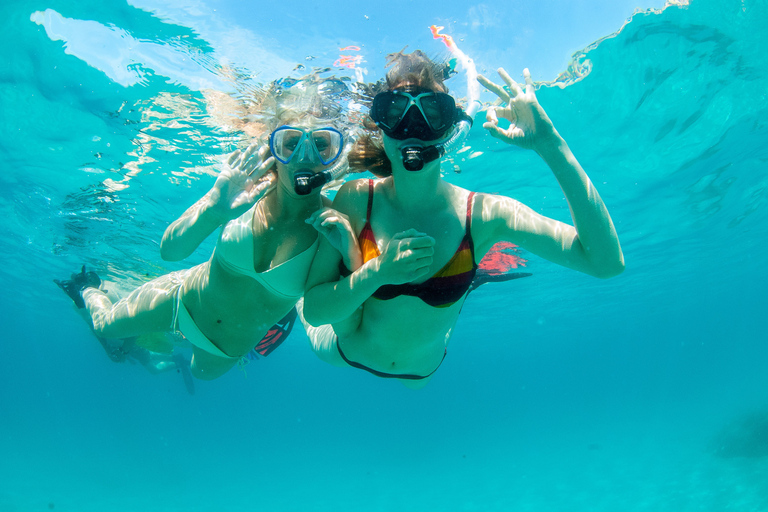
[{"x1": 302, "y1": 50, "x2": 624, "y2": 388}]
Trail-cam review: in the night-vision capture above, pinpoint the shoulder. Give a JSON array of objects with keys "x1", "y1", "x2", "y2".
[
  {"x1": 471, "y1": 192, "x2": 525, "y2": 220},
  {"x1": 469, "y1": 191, "x2": 540, "y2": 257},
  {"x1": 332, "y1": 178, "x2": 374, "y2": 217}
]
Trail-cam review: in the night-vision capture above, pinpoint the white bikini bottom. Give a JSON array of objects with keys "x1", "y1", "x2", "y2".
[{"x1": 170, "y1": 274, "x2": 238, "y2": 360}]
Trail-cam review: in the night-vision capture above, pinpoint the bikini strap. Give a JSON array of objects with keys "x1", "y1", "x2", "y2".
[
  {"x1": 366, "y1": 179, "x2": 374, "y2": 222},
  {"x1": 465, "y1": 191, "x2": 476, "y2": 236}
]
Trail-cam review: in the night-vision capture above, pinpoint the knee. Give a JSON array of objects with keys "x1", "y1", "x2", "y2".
[
  {"x1": 89, "y1": 312, "x2": 117, "y2": 339},
  {"x1": 307, "y1": 326, "x2": 348, "y2": 368},
  {"x1": 189, "y1": 353, "x2": 236, "y2": 380}
]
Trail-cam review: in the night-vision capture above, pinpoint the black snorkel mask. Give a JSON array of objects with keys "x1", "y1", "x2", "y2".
[{"x1": 370, "y1": 90, "x2": 470, "y2": 171}]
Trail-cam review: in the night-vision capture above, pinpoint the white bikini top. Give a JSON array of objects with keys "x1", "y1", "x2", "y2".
[{"x1": 214, "y1": 204, "x2": 319, "y2": 300}]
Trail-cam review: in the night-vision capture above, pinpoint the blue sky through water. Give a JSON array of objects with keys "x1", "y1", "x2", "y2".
[{"x1": 47, "y1": 0, "x2": 671, "y2": 93}]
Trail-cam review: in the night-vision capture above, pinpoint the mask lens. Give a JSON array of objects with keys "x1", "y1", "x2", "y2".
[
  {"x1": 419, "y1": 94, "x2": 454, "y2": 131},
  {"x1": 371, "y1": 91, "x2": 457, "y2": 139},
  {"x1": 270, "y1": 127, "x2": 343, "y2": 165},
  {"x1": 311, "y1": 129, "x2": 343, "y2": 164},
  {"x1": 384, "y1": 95, "x2": 411, "y2": 129},
  {"x1": 271, "y1": 128, "x2": 303, "y2": 163}
]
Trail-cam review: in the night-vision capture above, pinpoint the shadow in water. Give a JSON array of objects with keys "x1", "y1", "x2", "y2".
[{"x1": 711, "y1": 408, "x2": 768, "y2": 459}]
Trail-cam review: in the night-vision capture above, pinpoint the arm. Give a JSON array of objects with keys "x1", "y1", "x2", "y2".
[
  {"x1": 306, "y1": 207, "x2": 363, "y2": 271},
  {"x1": 160, "y1": 145, "x2": 276, "y2": 261},
  {"x1": 302, "y1": 181, "x2": 435, "y2": 326},
  {"x1": 475, "y1": 68, "x2": 624, "y2": 278}
]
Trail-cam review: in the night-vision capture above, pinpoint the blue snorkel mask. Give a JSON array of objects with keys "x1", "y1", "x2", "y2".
[{"x1": 269, "y1": 126, "x2": 346, "y2": 195}]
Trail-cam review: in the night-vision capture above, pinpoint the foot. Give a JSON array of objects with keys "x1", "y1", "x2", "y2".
[{"x1": 54, "y1": 265, "x2": 101, "y2": 308}]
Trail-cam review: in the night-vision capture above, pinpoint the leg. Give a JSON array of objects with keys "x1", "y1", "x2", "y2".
[
  {"x1": 82, "y1": 272, "x2": 183, "y2": 339},
  {"x1": 189, "y1": 349, "x2": 240, "y2": 380},
  {"x1": 296, "y1": 299, "x2": 347, "y2": 368}
]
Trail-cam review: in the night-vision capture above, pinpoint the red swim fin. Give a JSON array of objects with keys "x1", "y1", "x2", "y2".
[{"x1": 470, "y1": 242, "x2": 532, "y2": 292}]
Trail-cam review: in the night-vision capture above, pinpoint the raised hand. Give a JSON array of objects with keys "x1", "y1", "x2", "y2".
[
  {"x1": 307, "y1": 207, "x2": 362, "y2": 270},
  {"x1": 207, "y1": 144, "x2": 277, "y2": 222},
  {"x1": 477, "y1": 68, "x2": 557, "y2": 151}
]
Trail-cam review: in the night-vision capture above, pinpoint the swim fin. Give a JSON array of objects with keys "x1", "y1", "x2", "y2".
[
  {"x1": 468, "y1": 241, "x2": 532, "y2": 294},
  {"x1": 54, "y1": 265, "x2": 101, "y2": 309},
  {"x1": 468, "y1": 269, "x2": 532, "y2": 292},
  {"x1": 174, "y1": 352, "x2": 195, "y2": 395}
]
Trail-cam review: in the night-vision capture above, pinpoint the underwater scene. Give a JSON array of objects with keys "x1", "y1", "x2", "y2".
[{"x1": 1, "y1": 0, "x2": 767, "y2": 510}]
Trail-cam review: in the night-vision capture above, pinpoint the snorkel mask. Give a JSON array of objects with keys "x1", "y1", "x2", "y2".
[
  {"x1": 370, "y1": 90, "x2": 457, "y2": 141},
  {"x1": 370, "y1": 90, "x2": 472, "y2": 171},
  {"x1": 269, "y1": 126, "x2": 345, "y2": 195}
]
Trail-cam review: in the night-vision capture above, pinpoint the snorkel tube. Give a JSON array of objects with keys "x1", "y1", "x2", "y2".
[
  {"x1": 401, "y1": 26, "x2": 482, "y2": 172},
  {"x1": 293, "y1": 144, "x2": 351, "y2": 195},
  {"x1": 400, "y1": 109, "x2": 474, "y2": 171}
]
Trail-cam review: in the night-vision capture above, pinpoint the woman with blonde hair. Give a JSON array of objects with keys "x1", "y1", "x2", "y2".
[{"x1": 57, "y1": 80, "x2": 360, "y2": 380}]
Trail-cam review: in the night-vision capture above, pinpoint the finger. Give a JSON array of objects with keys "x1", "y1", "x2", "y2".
[
  {"x1": 398, "y1": 246, "x2": 433, "y2": 264},
  {"x1": 485, "y1": 107, "x2": 499, "y2": 126},
  {"x1": 241, "y1": 156, "x2": 259, "y2": 174},
  {"x1": 409, "y1": 258, "x2": 433, "y2": 278},
  {"x1": 242, "y1": 144, "x2": 259, "y2": 163},
  {"x1": 477, "y1": 75, "x2": 510, "y2": 102},
  {"x1": 391, "y1": 229, "x2": 427, "y2": 240},
  {"x1": 400, "y1": 236, "x2": 436, "y2": 251},
  {"x1": 250, "y1": 156, "x2": 275, "y2": 177},
  {"x1": 410, "y1": 255, "x2": 434, "y2": 273},
  {"x1": 483, "y1": 123, "x2": 510, "y2": 142},
  {"x1": 495, "y1": 106, "x2": 515, "y2": 122},
  {"x1": 244, "y1": 144, "x2": 264, "y2": 169},
  {"x1": 523, "y1": 68, "x2": 534, "y2": 94},
  {"x1": 406, "y1": 247, "x2": 435, "y2": 261},
  {"x1": 312, "y1": 211, "x2": 336, "y2": 226},
  {"x1": 243, "y1": 154, "x2": 263, "y2": 176},
  {"x1": 228, "y1": 150, "x2": 241, "y2": 167},
  {"x1": 490, "y1": 124, "x2": 524, "y2": 144},
  {"x1": 249, "y1": 175, "x2": 276, "y2": 201},
  {"x1": 305, "y1": 208, "x2": 325, "y2": 224},
  {"x1": 314, "y1": 209, "x2": 334, "y2": 222},
  {"x1": 498, "y1": 68, "x2": 523, "y2": 98},
  {"x1": 255, "y1": 171, "x2": 277, "y2": 190},
  {"x1": 319, "y1": 217, "x2": 343, "y2": 229}
]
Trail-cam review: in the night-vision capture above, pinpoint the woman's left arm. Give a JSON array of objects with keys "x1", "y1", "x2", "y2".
[{"x1": 476, "y1": 68, "x2": 625, "y2": 278}]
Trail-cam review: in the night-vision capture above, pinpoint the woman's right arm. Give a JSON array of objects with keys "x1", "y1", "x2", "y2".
[
  {"x1": 303, "y1": 182, "x2": 436, "y2": 326},
  {"x1": 160, "y1": 145, "x2": 276, "y2": 261},
  {"x1": 160, "y1": 191, "x2": 228, "y2": 261}
]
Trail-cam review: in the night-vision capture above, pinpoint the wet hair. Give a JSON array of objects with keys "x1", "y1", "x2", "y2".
[
  {"x1": 348, "y1": 134, "x2": 391, "y2": 177},
  {"x1": 349, "y1": 49, "x2": 450, "y2": 177},
  {"x1": 384, "y1": 48, "x2": 449, "y2": 93},
  {"x1": 266, "y1": 79, "x2": 344, "y2": 133}
]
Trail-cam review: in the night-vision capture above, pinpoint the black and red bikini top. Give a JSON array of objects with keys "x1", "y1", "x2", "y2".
[{"x1": 346, "y1": 179, "x2": 477, "y2": 308}]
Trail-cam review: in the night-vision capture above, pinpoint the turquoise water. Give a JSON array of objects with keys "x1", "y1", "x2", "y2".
[{"x1": 2, "y1": 0, "x2": 768, "y2": 510}]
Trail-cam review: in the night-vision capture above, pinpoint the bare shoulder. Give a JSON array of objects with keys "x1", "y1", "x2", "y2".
[
  {"x1": 332, "y1": 178, "x2": 373, "y2": 218},
  {"x1": 472, "y1": 191, "x2": 527, "y2": 220},
  {"x1": 468, "y1": 191, "x2": 534, "y2": 252}
]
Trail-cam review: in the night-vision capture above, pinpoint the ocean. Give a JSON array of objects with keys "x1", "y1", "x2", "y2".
[{"x1": 1, "y1": 0, "x2": 766, "y2": 510}]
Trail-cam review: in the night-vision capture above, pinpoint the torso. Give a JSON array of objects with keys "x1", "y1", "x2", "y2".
[
  {"x1": 183, "y1": 197, "x2": 320, "y2": 357},
  {"x1": 337, "y1": 178, "x2": 477, "y2": 376}
]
